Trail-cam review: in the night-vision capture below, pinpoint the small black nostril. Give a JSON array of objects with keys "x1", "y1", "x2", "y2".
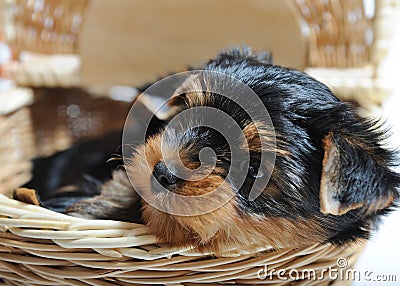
[{"x1": 152, "y1": 161, "x2": 182, "y2": 189}]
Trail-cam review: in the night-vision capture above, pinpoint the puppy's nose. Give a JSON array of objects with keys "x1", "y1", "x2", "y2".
[{"x1": 153, "y1": 161, "x2": 181, "y2": 189}]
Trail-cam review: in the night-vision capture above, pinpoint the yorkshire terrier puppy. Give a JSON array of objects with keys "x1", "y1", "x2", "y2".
[{"x1": 36, "y1": 47, "x2": 400, "y2": 253}]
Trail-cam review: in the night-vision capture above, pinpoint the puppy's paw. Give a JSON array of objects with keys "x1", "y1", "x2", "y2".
[{"x1": 13, "y1": 188, "x2": 41, "y2": 206}]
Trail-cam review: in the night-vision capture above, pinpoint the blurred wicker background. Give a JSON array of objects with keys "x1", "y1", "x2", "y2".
[
  {"x1": 296, "y1": 0, "x2": 400, "y2": 110},
  {"x1": 295, "y1": 0, "x2": 373, "y2": 68},
  {"x1": 8, "y1": 0, "x2": 88, "y2": 54},
  {"x1": 1, "y1": 0, "x2": 398, "y2": 106}
]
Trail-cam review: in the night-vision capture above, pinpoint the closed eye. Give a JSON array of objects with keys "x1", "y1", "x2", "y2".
[
  {"x1": 239, "y1": 156, "x2": 264, "y2": 179},
  {"x1": 249, "y1": 164, "x2": 264, "y2": 178}
]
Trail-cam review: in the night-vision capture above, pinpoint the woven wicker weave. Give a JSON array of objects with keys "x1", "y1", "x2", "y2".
[
  {"x1": 1, "y1": 0, "x2": 87, "y2": 87},
  {"x1": 294, "y1": 0, "x2": 373, "y2": 68},
  {"x1": 2, "y1": 53, "x2": 81, "y2": 87},
  {"x1": 7, "y1": 0, "x2": 88, "y2": 55},
  {"x1": 294, "y1": 0, "x2": 400, "y2": 107},
  {"x1": 0, "y1": 193, "x2": 365, "y2": 285},
  {"x1": 0, "y1": 87, "x2": 35, "y2": 195},
  {"x1": 3, "y1": 0, "x2": 399, "y2": 108}
]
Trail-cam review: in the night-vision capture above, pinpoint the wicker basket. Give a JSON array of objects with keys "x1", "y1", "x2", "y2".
[
  {"x1": 0, "y1": 1, "x2": 387, "y2": 284},
  {"x1": 27, "y1": 87, "x2": 131, "y2": 157},
  {"x1": 293, "y1": 0, "x2": 373, "y2": 68},
  {"x1": 0, "y1": 87, "x2": 367, "y2": 286},
  {"x1": 293, "y1": 0, "x2": 400, "y2": 108},
  {"x1": 7, "y1": 0, "x2": 88, "y2": 55},
  {"x1": 0, "y1": 87, "x2": 35, "y2": 196},
  {"x1": 0, "y1": 193, "x2": 366, "y2": 285},
  {"x1": 0, "y1": 90, "x2": 368, "y2": 285},
  {"x1": 2, "y1": 53, "x2": 81, "y2": 87},
  {"x1": 0, "y1": 92, "x2": 367, "y2": 285},
  {"x1": 2, "y1": 0, "x2": 399, "y2": 104},
  {"x1": 1, "y1": 0, "x2": 87, "y2": 87}
]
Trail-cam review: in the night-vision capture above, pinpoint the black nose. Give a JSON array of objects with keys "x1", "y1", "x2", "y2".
[{"x1": 152, "y1": 161, "x2": 181, "y2": 189}]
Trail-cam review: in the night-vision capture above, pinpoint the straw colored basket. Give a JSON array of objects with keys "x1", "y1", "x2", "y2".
[
  {"x1": 0, "y1": 193, "x2": 366, "y2": 285},
  {"x1": 0, "y1": 87, "x2": 35, "y2": 195},
  {"x1": 1, "y1": 0, "x2": 87, "y2": 87},
  {"x1": 3, "y1": 0, "x2": 400, "y2": 104},
  {"x1": 0, "y1": 91, "x2": 368, "y2": 285},
  {"x1": 293, "y1": 0, "x2": 400, "y2": 108},
  {"x1": 7, "y1": 0, "x2": 88, "y2": 55},
  {"x1": 0, "y1": 92, "x2": 368, "y2": 285},
  {"x1": 0, "y1": 86, "x2": 367, "y2": 286},
  {"x1": 0, "y1": 1, "x2": 385, "y2": 284},
  {"x1": 2, "y1": 53, "x2": 81, "y2": 87},
  {"x1": 293, "y1": 0, "x2": 374, "y2": 68}
]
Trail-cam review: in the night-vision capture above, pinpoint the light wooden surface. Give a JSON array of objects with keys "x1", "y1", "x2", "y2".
[{"x1": 79, "y1": 0, "x2": 307, "y2": 86}]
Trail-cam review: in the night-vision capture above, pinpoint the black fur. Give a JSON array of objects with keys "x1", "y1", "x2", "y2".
[
  {"x1": 24, "y1": 131, "x2": 123, "y2": 212},
  {"x1": 169, "y1": 47, "x2": 400, "y2": 244}
]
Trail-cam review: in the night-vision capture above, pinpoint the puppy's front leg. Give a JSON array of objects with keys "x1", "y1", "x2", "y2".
[{"x1": 66, "y1": 170, "x2": 142, "y2": 223}]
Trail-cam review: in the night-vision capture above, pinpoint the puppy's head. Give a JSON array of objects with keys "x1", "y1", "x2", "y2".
[{"x1": 127, "y1": 48, "x2": 399, "y2": 252}]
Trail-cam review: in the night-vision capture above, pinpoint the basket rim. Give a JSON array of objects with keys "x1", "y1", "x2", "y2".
[
  {"x1": 0, "y1": 192, "x2": 367, "y2": 285},
  {"x1": 0, "y1": 193, "x2": 366, "y2": 260},
  {"x1": 0, "y1": 193, "x2": 283, "y2": 260}
]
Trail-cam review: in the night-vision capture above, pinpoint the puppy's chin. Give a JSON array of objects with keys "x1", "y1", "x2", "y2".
[
  {"x1": 140, "y1": 176, "x2": 241, "y2": 251},
  {"x1": 142, "y1": 199, "x2": 328, "y2": 253},
  {"x1": 141, "y1": 200, "x2": 238, "y2": 251}
]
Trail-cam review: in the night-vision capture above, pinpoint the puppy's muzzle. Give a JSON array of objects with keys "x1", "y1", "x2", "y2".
[{"x1": 152, "y1": 161, "x2": 182, "y2": 191}]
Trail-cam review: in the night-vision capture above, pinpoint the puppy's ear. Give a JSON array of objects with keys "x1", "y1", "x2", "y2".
[
  {"x1": 320, "y1": 129, "x2": 399, "y2": 216},
  {"x1": 135, "y1": 93, "x2": 183, "y2": 137},
  {"x1": 140, "y1": 93, "x2": 177, "y2": 120}
]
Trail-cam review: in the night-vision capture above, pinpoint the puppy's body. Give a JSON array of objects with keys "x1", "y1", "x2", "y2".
[{"x1": 65, "y1": 48, "x2": 399, "y2": 252}]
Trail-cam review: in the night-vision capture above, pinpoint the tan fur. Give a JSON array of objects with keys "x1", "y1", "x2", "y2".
[
  {"x1": 366, "y1": 193, "x2": 395, "y2": 215},
  {"x1": 170, "y1": 75, "x2": 229, "y2": 115},
  {"x1": 320, "y1": 133, "x2": 394, "y2": 216},
  {"x1": 242, "y1": 121, "x2": 290, "y2": 156},
  {"x1": 320, "y1": 133, "x2": 341, "y2": 215},
  {"x1": 142, "y1": 198, "x2": 326, "y2": 254},
  {"x1": 320, "y1": 133, "x2": 365, "y2": 215},
  {"x1": 127, "y1": 131, "x2": 326, "y2": 253},
  {"x1": 13, "y1": 188, "x2": 41, "y2": 206}
]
